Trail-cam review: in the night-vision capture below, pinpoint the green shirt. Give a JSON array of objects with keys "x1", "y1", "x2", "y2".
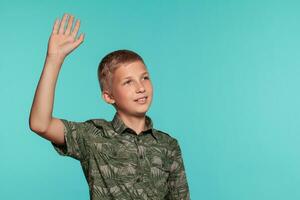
[{"x1": 52, "y1": 113, "x2": 190, "y2": 200}]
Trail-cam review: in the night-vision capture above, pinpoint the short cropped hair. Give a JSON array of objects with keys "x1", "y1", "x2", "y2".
[{"x1": 98, "y1": 49, "x2": 145, "y2": 92}]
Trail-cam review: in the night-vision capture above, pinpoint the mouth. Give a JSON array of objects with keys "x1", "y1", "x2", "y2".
[{"x1": 134, "y1": 96, "x2": 148, "y2": 104}]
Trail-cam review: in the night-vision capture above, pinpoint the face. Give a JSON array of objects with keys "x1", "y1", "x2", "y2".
[{"x1": 102, "y1": 61, "x2": 153, "y2": 117}]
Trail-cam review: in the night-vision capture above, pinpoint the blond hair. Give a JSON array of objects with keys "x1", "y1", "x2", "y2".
[{"x1": 98, "y1": 49, "x2": 145, "y2": 92}]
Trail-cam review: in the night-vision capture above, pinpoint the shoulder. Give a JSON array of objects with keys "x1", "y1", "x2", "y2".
[
  {"x1": 152, "y1": 129, "x2": 183, "y2": 159},
  {"x1": 153, "y1": 128, "x2": 178, "y2": 145},
  {"x1": 83, "y1": 118, "x2": 114, "y2": 134},
  {"x1": 61, "y1": 118, "x2": 109, "y2": 129},
  {"x1": 61, "y1": 118, "x2": 112, "y2": 135},
  {"x1": 85, "y1": 118, "x2": 111, "y2": 128}
]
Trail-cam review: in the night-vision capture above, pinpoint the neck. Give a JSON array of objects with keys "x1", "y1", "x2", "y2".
[{"x1": 117, "y1": 112, "x2": 146, "y2": 135}]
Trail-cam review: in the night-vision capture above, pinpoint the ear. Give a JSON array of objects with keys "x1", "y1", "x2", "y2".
[{"x1": 101, "y1": 90, "x2": 115, "y2": 104}]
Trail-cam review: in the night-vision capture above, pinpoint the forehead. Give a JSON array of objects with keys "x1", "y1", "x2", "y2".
[{"x1": 113, "y1": 61, "x2": 148, "y2": 79}]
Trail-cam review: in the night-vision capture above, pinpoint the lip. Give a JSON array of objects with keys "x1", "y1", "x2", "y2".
[{"x1": 134, "y1": 96, "x2": 148, "y2": 101}]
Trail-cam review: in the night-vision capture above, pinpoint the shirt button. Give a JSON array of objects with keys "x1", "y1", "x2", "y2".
[
  {"x1": 139, "y1": 155, "x2": 143, "y2": 159},
  {"x1": 136, "y1": 137, "x2": 140, "y2": 142},
  {"x1": 136, "y1": 177, "x2": 142, "y2": 182}
]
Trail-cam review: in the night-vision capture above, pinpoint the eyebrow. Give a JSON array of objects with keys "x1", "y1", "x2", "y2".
[{"x1": 123, "y1": 71, "x2": 149, "y2": 80}]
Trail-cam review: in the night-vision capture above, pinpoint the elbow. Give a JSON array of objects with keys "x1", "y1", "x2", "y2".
[{"x1": 29, "y1": 117, "x2": 48, "y2": 134}]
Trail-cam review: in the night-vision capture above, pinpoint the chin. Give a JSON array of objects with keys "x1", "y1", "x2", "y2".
[{"x1": 134, "y1": 109, "x2": 149, "y2": 116}]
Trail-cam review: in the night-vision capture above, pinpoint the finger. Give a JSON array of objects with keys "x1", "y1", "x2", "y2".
[
  {"x1": 73, "y1": 33, "x2": 85, "y2": 48},
  {"x1": 58, "y1": 13, "x2": 69, "y2": 34},
  {"x1": 71, "y1": 19, "x2": 81, "y2": 38},
  {"x1": 52, "y1": 18, "x2": 60, "y2": 34},
  {"x1": 65, "y1": 15, "x2": 74, "y2": 35}
]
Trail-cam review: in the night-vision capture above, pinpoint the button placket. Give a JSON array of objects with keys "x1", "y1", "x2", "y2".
[
  {"x1": 136, "y1": 177, "x2": 142, "y2": 183},
  {"x1": 134, "y1": 135, "x2": 145, "y2": 184},
  {"x1": 136, "y1": 136, "x2": 144, "y2": 160}
]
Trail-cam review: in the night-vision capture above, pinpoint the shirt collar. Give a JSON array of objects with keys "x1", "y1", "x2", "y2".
[{"x1": 111, "y1": 112, "x2": 157, "y2": 140}]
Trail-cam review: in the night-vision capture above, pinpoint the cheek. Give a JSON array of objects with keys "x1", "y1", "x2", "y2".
[
  {"x1": 114, "y1": 86, "x2": 132, "y2": 99},
  {"x1": 147, "y1": 82, "x2": 153, "y2": 93}
]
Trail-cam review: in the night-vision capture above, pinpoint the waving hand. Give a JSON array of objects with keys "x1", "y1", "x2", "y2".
[{"x1": 47, "y1": 13, "x2": 84, "y2": 59}]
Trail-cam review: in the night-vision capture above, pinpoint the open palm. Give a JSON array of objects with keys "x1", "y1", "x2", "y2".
[{"x1": 47, "y1": 14, "x2": 84, "y2": 58}]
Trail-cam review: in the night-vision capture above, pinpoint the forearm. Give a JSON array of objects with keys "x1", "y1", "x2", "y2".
[{"x1": 29, "y1": 55, "x2": 64, "y2": 132}]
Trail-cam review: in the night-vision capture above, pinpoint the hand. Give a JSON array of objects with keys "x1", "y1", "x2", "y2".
[{"x1": 47, "y1": 13, "x2": 84, "y2": 59}]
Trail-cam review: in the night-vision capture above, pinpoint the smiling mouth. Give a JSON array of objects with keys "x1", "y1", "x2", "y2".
[{"x1": 134, "y1": 96, "x2": 148, "y2": 103}]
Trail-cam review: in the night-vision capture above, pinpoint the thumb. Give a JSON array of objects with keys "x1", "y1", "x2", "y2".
[{"x1": 73, "y1": 33, "x2": 85, "y2": 49}]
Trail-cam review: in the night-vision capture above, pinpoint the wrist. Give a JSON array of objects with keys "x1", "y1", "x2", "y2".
[
  {"x1": 44, "y1": 55, "x2": 65, "y2": 71},
  {"x1": 46, "y1": 54, "x2": 65, "y2": 64}
]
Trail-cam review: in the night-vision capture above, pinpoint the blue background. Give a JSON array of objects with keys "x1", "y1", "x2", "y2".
[{"x1": 1, "y1": 0, "x2": 300, "y2": 199}]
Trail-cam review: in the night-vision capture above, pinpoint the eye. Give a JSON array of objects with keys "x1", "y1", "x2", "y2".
[
  {"x1": 124, "y1": 80, "x2": 132, "y2": 85},
  {"x1": 143, "y1": 76, "x2": 149, "y2": 80}
]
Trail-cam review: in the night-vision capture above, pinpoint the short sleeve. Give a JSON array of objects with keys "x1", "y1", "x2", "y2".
[
  {"x1": 51, "y1": 118, "x2": 88, "y2": 161},
  {"x1": 166, "y1": 139, "x2": 190, "y2": 200}
]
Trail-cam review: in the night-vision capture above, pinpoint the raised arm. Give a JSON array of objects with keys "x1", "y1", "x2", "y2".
[{"x1": 29, "y1": 13, "x2": 84, "y2": 145}]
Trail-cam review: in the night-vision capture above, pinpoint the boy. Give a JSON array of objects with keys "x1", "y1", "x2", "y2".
[{"x1": 29, "y1": 13, "x2": 190, "y2": 200}]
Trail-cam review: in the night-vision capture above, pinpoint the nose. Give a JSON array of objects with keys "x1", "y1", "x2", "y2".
[{"x1": 135, "y1": 81, "x2": 145, "y2": 93}]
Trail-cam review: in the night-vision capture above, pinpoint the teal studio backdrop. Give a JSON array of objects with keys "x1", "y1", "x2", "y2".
[{"x1": 1, "y1": 0, "x2": 300, "y2": 199}]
